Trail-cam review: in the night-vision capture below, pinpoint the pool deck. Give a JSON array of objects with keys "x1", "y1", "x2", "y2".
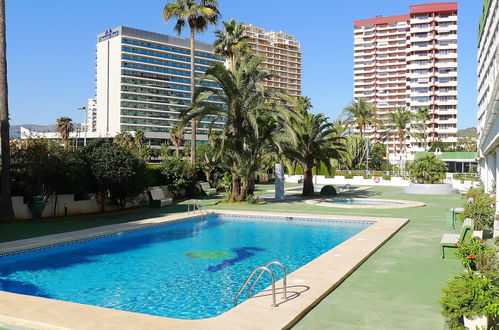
[
  {"x1": 0, "y1": 185, "x2": 463, "y2": 329},
  {"x1": 0, "y1": 210, "x2": 406, "y2": 330}
]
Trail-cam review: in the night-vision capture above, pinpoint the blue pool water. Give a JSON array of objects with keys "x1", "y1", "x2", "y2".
[
  {"x1": 0, "y1": 215, "x2": 371, "y2": 319},
  {"x1": 326, "y1": 199, "x2": 402, "y2": 206}
]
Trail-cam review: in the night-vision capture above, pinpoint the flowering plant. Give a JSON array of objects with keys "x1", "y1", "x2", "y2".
[{"x1": 456, "y1": 238, "x2": 495, "y2": 272}]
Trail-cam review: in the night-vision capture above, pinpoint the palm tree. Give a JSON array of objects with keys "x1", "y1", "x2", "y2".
[
  {"x1": 412, "y1": 107, "x2": 431, "y2": 150},
  {"x1": 182, "y1": 53, "x2": 278, "y2": 201},
  {"x1": 0, "y1": 0, "x2": 13, "y2": 221},
  {"x1": 343, "y1": 97, "x2": 377, "y2": 138},
  {"x1": 56, "y1": 117, "x2": 74, "y2": 148},
  {"x1": 387, "y1": 107, "x2": 414, "y2": 156},
  {"x1": 283, "y1": 111, "x2": 343, "y2": 196},
  {"x1": 169, "y1": 124, "x2": 184, "y2": 156},
  {"x1": 331, "y1": 118, "x2": 347, "y2": 138},
  {"x1": 163, "y1": 0, "x2": 220, "y2": 164},
  {"x1": 214, "y1": 19, "x2": 249, "y2": 69}
]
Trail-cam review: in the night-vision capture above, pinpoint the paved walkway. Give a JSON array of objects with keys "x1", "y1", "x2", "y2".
[{"x1": 0, "y1": 185, "x2": 463, "y2": 329}]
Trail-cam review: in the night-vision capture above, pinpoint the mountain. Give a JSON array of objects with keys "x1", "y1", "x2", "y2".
[{"x1": 457, "y1": 127, "x2": 477, "y2": 138}]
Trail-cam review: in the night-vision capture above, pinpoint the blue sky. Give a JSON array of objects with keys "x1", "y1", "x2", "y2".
[{"x1": 7, "y1": 0, "x2": 481, "y2": 128}]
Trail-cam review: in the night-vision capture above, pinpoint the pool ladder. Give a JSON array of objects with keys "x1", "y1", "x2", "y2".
[
  {"x1": 234, "y1": 261, "x2": 287, "y2": 307},
  {"x1": 187, "y1": 200, "x2": 207, "y2": 217}
]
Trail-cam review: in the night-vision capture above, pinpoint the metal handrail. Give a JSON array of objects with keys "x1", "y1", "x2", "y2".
[
  {"x1": 247, "y1": 261, "x2": 287, "y2": 300},
  {"x1": 187, "y1": 200, "x2": 207, "y2": 216},
  {"x1": 234, "y1": 266, "x2": 277, "y2": 307}
]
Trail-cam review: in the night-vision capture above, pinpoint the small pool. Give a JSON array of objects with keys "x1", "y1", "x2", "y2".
[
  {"x1": 0, "y1": 214, "x2": 371, "y2": 320},
  {"x1": 306, "y1": 198, "x2": 426, "y2": 209},
  {"x1": 327, "y1": 199, "x2": 402, "y2": 206}
]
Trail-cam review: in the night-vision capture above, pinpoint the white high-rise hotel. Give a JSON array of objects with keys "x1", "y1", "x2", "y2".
[
  {"x1": 477, "y1": 0, "x2": 498, "y2": 236},
  {"x1": 94, "y1": 26, "x2": 224, "y2": 145},
  {"x1": 353, "y1": 2, "x2": 458, "y2": 162}
]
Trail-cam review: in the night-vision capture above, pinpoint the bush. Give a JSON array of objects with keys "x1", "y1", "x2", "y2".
[
  {"x1": 363, "y1": 174, "x2": 371, "y2": 179},
  {"x1": 245, "y1": 194, "x2": 264, "y2": 204},
  {"x1": 382, "y1": 175, "x2": 391, "y2": 181},
  {"x1": 320, "y1": 185, "x2": 337, "y2": 196},
  {"x1": 464, "y1": 194, "x2": 495, "y2": 230},
  {"x1": 82, "y1": 139, "x2": 145, "y2": 209},
  {"x1": 159, "y1": 157, "x2": 197, "y2": 196},
  {"x1": 465, "y1": 187, "x2": 484, "y2": 201},
  {"x1": 344, "y1": 173, "x2": 354, "y2": 179},
  {"x1": 407, "y1": 155, "x2": 448, "y2": 184},
  {"x1": 440, "y1": 273, "x2": 499, "y2": 325},
  {"x1": 456, "y1": 238, "x2": 497, "y2": 272}
]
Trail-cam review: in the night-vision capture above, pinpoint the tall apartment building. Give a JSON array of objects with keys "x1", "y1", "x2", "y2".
[
  {"x1": 477, "y1": 0, "x2": 498, "y2": 236},
  {"x1": 86, "y1": 98, "x2": 97, "y2": 133},
  {"x1": 95, "y1": 26, "x2": 224, "y2": 145},
  {"x1": 353, "y1": 2, "x2": 458, "y2": 162},
  {"x1": 244, "y1": 25, "x2": 302, "y2": 97}
]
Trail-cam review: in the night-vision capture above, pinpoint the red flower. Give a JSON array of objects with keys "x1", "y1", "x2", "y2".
[
  {"x1": 454, "y1": 243, "x2": 458, "y2": 247},
  {"x1": 482, "y1": 240, "x2": 487, "y2": 243},
  {"x1": 468, "y1": 254, "x2": 475, "y2": 260}
]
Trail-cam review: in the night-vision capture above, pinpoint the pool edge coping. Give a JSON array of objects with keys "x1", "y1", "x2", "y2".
[{"x1": 0, "y1": 210, "x2": 409, "y2": 330}]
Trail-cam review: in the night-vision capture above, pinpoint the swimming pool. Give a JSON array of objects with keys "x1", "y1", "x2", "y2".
[
  {"x1": 306, "y1": 198, "x2": 426, "y2": 209},
  {"x1": 0, "y1": 214, "x2": 371, "y2": 320},
  {"x1": 327, "y1": 199, "x2": 402, "y2": 205}
]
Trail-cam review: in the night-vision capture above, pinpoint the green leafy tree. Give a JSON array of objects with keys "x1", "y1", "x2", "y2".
[
  {"x1": 343, "y1": 97, "x2": 377, "y2": 138},
  {"x1": 114, "y1": 130, "x2": 153, "y2": 162},
  {"x1": 369, "y1": 142, "x2": 386, "y2": 170},
  {"x1": 56, "y1": 117, "x2": 74, "y2": 148},
  {"x1": 407, "y1": 154, "x2": 447, "y2": 184},
  {"x1": 0, "y1": 0, "x2": 13, "y2": 221},
  {"x1": 163, "y1": 0, "x2": 220, "y2": 164},
  {"x1": 83, "y1": 139, "x2": 145, "y2": 210},
  {"x1": 214, "y1": 19, "x2": 249, "y2": 69}
]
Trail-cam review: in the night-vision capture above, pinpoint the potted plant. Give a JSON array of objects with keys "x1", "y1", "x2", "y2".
[
  {"x1": 440, "y1": 272, "x2": 498, "y2": 329},
  {"x1": 456, "y1": 238, "x2": 497, "y2": 273},
  {"x1": 404, "y1": 155, "x2": 458, "y2": 194},
  {"x1": 464, "y1": 193, "x2": 495, "y2": 232}
]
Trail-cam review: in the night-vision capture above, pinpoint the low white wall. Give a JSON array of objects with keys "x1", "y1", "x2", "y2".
[
  {"x1": 284, "y1": 175, "x2": 410, "y2": 187},
  {"x1": 12, "y1": 191, "x2": 150, "y2": 220}
]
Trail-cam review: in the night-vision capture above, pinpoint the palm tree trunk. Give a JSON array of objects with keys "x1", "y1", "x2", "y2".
[
  {"x1": 0, "y1": 0, "x2": 14, "y2": 222},
  {"x1": 189, "y1": 27, "x2": 197, "y2": 164},
  {"x1": 302, "y1": 165, "x2": 314, "y2": 196},
  {"x1": 231, "y1": 168, "x2": 241, "y2": 202}
]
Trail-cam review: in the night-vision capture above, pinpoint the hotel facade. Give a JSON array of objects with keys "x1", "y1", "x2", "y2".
[
  {"x1": 244, "y1": 25, "x2": 302, "y2": 97},
  {"x1": 477, "y1": 0, "x2": 499, "y2": 236},
  {"x1": 94, "y1": 26, "x2": 224, "y2": 146},
  {"x1": 353, "y1": 2, "x2": 458, "y2": 162}
]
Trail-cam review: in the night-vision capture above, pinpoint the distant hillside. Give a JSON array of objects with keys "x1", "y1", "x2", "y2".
[
  {"x1": 457, "y1": 127, "x2": 477, "y2": 138},
  {"x1": 10, "y1": 124, "x2": 56, "y2": 138}
]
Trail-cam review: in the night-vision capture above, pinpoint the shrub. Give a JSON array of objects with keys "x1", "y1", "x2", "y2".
[
  {"x1": 344, "y1": 173, "x2": 354, "y2": 179},
  {"x1": 82, "y1": 139, "x2": 145, "y2": 209},
  {"x1": 456, "y1": 238, "x2": 496, "y2": 272},
  {"x1": 382, "y1": 175, "x2": 391, "y2": 181},
  {"x1": 407, "y1": 154, "x2": 448, "y2": 184},
  {"x1": 465, "y1": 187, "x2": 484, "y2": 201},
  {"x1": 320, "y1": 185, "x2": 337, "y2": 196},
  {"x1": 363, "y1": 174, "x2": 371, "y2": 179},
  {"x1": 464, "y1": 194, "x2": 495, "y2": 230},
  {"x1": 245, "y1": 194, "x2": 264, "y2": 205},
  {"x1": 440, "y1": 273, "x2": 499, "y2": 325},
  {"x1": 159, "y1": 157, "x2": 197, "y2": 196}
]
